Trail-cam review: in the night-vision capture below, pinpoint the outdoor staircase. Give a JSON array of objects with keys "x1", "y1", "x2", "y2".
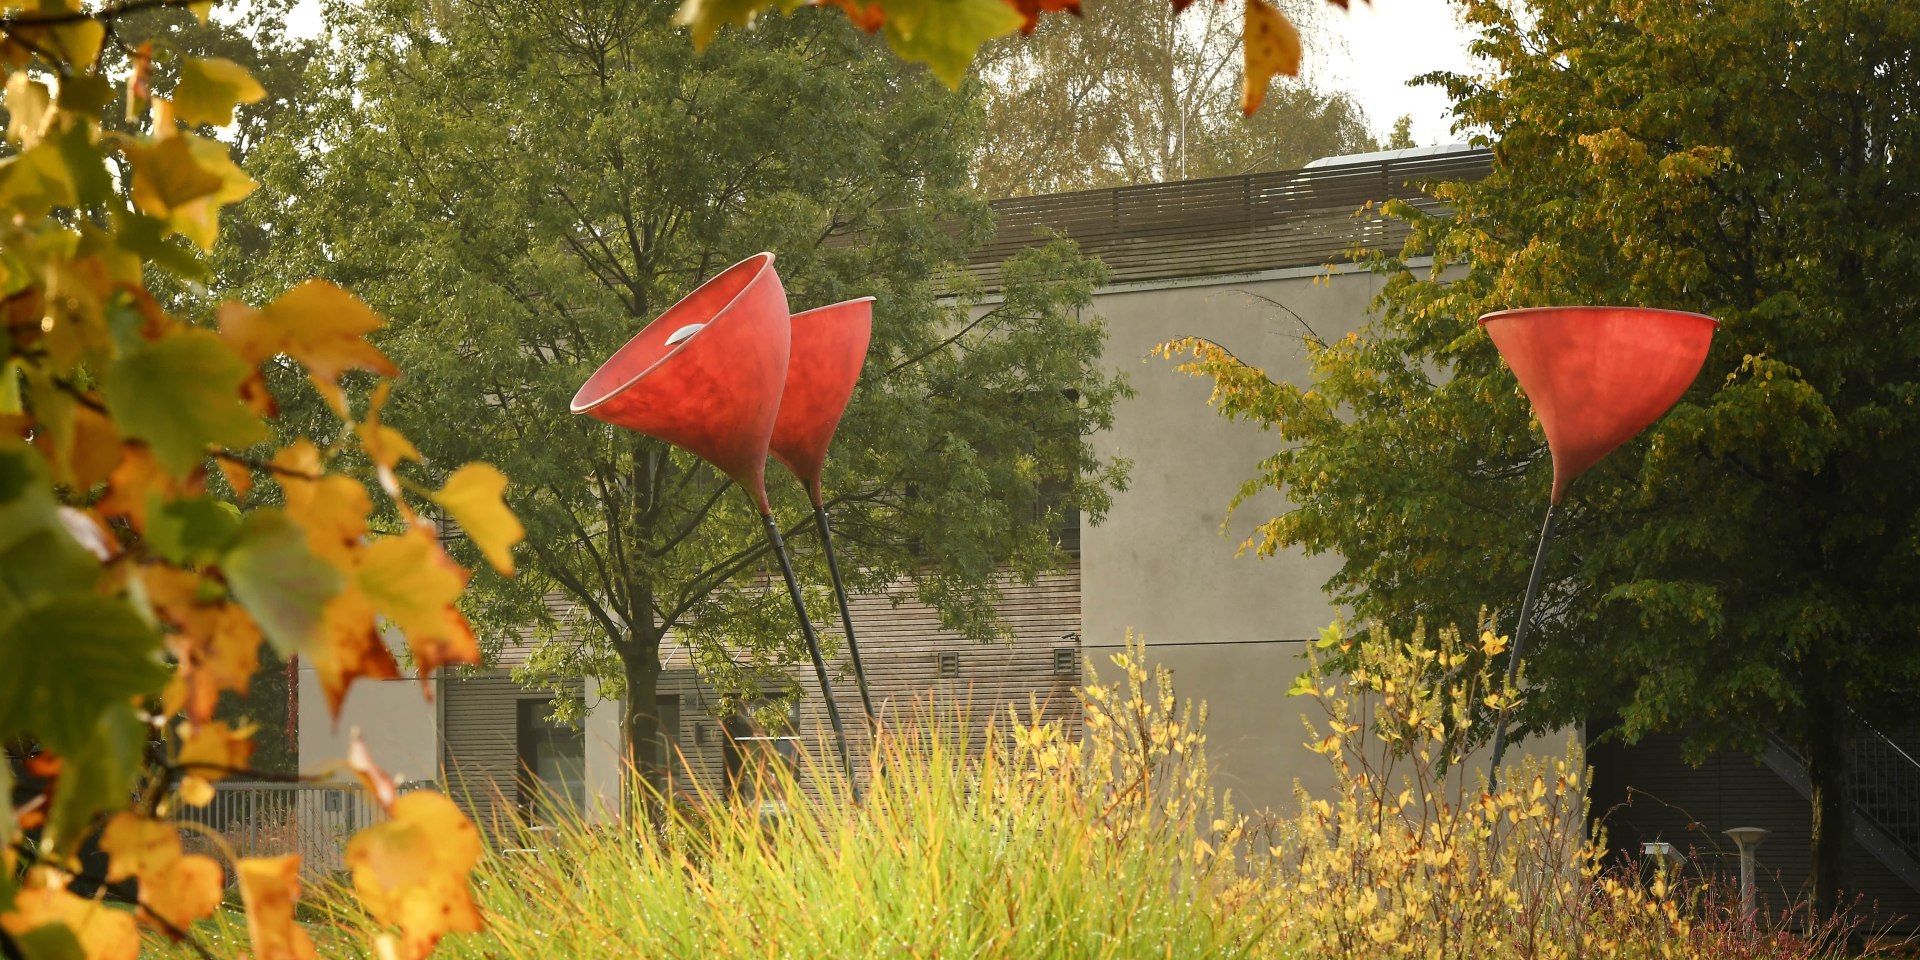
[{"x1": 1764, "y1": 714, "x2": 1920, "y2": 894}]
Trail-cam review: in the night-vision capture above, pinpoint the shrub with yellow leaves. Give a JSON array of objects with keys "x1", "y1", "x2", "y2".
[{"x1": 1261, "y1": 621, "x2": 1858, "y2": 960}]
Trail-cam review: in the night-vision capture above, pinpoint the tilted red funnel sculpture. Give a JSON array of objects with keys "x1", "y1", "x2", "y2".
[
  {"x1": 1478, "y1": 306, "x2": 1718, "y2": 771},
  {"x1": 570, "y1": 252, "x2": 857, "y2": 797},
  {"x1": 771, "y1": 297, "x2": 878, "y2": 730}
]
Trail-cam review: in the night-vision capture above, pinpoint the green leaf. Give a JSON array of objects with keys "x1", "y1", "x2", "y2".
[
  {"x1": 55, "y1": 72, "x2": 114, "y2": 114},
  {"x1": 0, "y1": 595, "x2": 166, "y2": 752},
  {"x1": 146, "y1": 494, "x2": 243, "y2": 565},
  {"x1": 49, "y1": 120, "x2": 112, "y2": 208},
  {"x1": 102, "y1": 328, "x2": 265, "y2": 477},
  {"x1": 114, "y1": 210, "x2": 210, "y2": 281},
  {"x1": 11, "y1": 922, "x2": 85, "y2": 960},
  {"x1": 0, "y1": 144, "x2": 76, "y2": 220},
  {"x1": 222, "y1": 509, "x2": 343, "y2": 654},
  {"x1": 173, "y1": 56, "x2": 268, "y2": 128},
  {"x1": 43, "y1": 702, "x2": 145, "y2": 854},
  {"x1": 878, "y1": 0, "x2": 1024, "y2": 88}
]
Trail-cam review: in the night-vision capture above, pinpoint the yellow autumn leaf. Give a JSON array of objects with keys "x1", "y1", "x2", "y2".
[
  {"x1": 345, "y1": 791, "x2": 485, "y2": 960},
  {"x1": 1241, "y1": 0, "x2": 1300, "y2": 116},
  {"x1": 177, "y1": 719, "x2": 256, "y2": 789},
  {"x1": 672, "y1": 0, "x2": 772, "y2": 50},
  {"x1": 308, "y1": 584, "x2": 402, "y2": 717},
  {"x1": 143, "y1": 854, "x2": 225, "y2": 933},
  {"x1": 0, "y1": 867, "x2": 140, "y2": 960},
  {"x1": 221, "y1": 281, "x2": 398, "y2": 417},
  {"x1": 357, "y1": 529, "x2": 482, "y2": 686},
  {"x1": 172, "y1": 56, "x2": 267, "y2": 128},
  {"x1": 98, "y1": 813, "x2": 181, "y2": 883},
  {"x1": 431, "y1": 463, "x2": 523, "y2": 575},
  {"x1": 238, "y1": 855, "x2": 319, "y2": 960}
]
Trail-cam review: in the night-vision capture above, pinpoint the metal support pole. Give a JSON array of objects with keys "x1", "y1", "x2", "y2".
[
  {"x1": 1489, "y1": 502, "x2": 1559, "y2": 774},
  {"x1": 813, "y1": 504, "x2": 876, "y2": 732},
  {"x1": 759, "y1": 513, "x2": 859, "y2": 803}
]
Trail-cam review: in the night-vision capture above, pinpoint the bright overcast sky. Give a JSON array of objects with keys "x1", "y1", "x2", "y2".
[
  {"x1": 280, "y1": 0, "x2": 1480, "y2": 148},
  {"x1": 1306, "y1": 0, "x2": 1481, "y2": 148}
]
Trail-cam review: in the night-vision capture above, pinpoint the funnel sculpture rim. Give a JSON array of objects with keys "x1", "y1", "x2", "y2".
[
  {"x1": 1477, "y1": 304, "x2": 1721, "y2": 331},
  {"x1": 569, "y1": 251, "x2": 778, "y2": 416}
]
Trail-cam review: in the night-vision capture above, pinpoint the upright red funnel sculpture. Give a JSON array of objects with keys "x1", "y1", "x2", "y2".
[
  {"x1": 1480, "y1": 306, "x2": 1719, "y2": 504},
  {"x1": 772, "y1": 297, "x2": 875, "y2": 506},
  {"x1": 771, "y1": 297, "x2": 878, "y2": 731},
  {"x1": 570, "y1": 253, "x2": 858, "y2": 799},
  {"x1": 570, "y1": 252, "x2": 789, "y2": 513},
  {"x1": 1478, "y1": 305, "x2": 1719, "y2": 774}
]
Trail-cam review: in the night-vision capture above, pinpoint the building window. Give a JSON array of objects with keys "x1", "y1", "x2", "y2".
[
  {"x1": 937, "y1": 650, "x2": 960, "y2": 679},
  {"x1": 516, "y1": 699, "x2": 585, "y2": 820}
]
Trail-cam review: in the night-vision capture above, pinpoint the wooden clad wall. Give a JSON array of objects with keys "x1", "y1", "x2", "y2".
[
  {"x1": 965, "y1": 151, "x2": 1492, "y2": 290},
  {"x1": 441, "y1": 564, "x2": 1082, "y2": 810},
  {"x1": 659, "y1": 564, "x2": 1085, "y2": 798},
  {"x1": 441, "y1": 673, "x2": 584, "y2": 834}
]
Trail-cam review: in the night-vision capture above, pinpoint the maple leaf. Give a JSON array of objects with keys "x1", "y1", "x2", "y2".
[
  {"x1": 431, "y1": 463, "x2": 524, "y2": 575},
  {"x1": 176, "y1": 719, "x2": 256, "y2": 805},
  {"x1": 1241, "y1": 0, "x2": 1301, "y2": 116},
  {"x1": 221, "y1": 281, "x2": 398, "y2": 418},
  {"x1": 308, "y1": 585, "x2": 403, "y2": 717},
  {"x1": 171, "y1": 56, "x2": 267, "y2": 128},
  {"x1": 98, "y1": 815, "x2": 225, "y2": 937},
  {"x1": 1006, "y1": 0, "x2": 1078, "y2": 34},
  {"x1": 0, "y1": 867, "x2": 140, "y2": 960},
  {"x1": 99, "y1": 812, "x2": 182, "y2": 882},
  {"x1": 345, "y1": 791, "x2": 485, "y2": 960},
  {"x1": 238, "y1": 855, "x2": 319, "y2": 960},
  {"x1": 146, "y1": 567, "x2": 263, "y2": 723},
  {"x1": 349, "y1": 730, "x2": 400, "y2": 810},
  {"x1": 875, "y1": 0, "x2": 1027, "y2": 88},
  {"x1": 357, "y1": 528, "x2": 481, "y2": 687}
]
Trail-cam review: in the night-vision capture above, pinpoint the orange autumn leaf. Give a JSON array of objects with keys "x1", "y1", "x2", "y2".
[
  {"x1": 98, "y1": 813, "x2": 182, "y2": 883},
  {"x1": 430, "y1": 463, "x2": 523, "y2": 575},
  {"x1": 238, "y1": 855, "x2": 319, "y2": 960},
  {"x1": 357, "y1": 529, "x2": 481, "y2": 686},
  {"x1": 309, "y1": 584, "x2": 403, "y2": 717},
  {"x1": 345, "y1": 791, "x2": 485, "y2": 960},
  {"x1": 286, "y1": 473, "x2": 373, "y2": 568},
  {"x1": 0, "y1": 867, "x2": 140, "y2": 960},
  {"x1": 820, "y1": 0, "x2": 887, "y2": 31},
  {"x1": 1006, "y1": 0, "x2": 1079, "y2": 33},
  {"x1": 142, "y1": 853, "x2": 224, "y2": 934},
  {"x1": 97, "y1": 442, "x2": 200, "y2": 532},
  {"x1": 176, "y1": 720, "x2": 255, "y2": 804},
  {"x1": 348, "y1": 730, "x2": 400, "y2": 811},
  {"x1": 147, "y1": 567, "x2": 263, "y2": 723},
  {"x1": 1241, "y1": 0, "x2": 1301, "y2": 115},
  {"x1": 220, "y1": 281, "x2": 397, "y2": 418}
]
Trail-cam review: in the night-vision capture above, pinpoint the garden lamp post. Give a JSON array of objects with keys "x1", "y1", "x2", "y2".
[
  {"x1": 569, "y1": 252, "x2": 857, "y2": 797},
  {"x1": 1723, "y1": 826, "x2": 1769, "y2": 925},
  {"x1": 1479, "y1": 306, "x2": 1718, "y2": 771},
  {"x1": 771, "y1": 297, "x2": 878, "y2": 733}
]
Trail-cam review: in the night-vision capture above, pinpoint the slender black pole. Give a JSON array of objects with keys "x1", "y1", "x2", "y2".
[
  {"x1": 1488, "y1": 502, "x2": 1559, "y2": 774},
  {"x1": 813, "y1": 504, "x2": 876, "y2": 732},
  {"x1": 759, "y1": 512, "x2": 859, "y2": 802}
]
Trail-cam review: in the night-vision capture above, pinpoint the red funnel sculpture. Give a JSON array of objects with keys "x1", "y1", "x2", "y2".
[
  {"x1": 1478, "y1": 305, "x2": 1719, "y2": 772},
  {"x1": 570, "y1": 252, "x2": 789, "y2": 513},
  {"x1": 772, "y1": 297, "x2": 875, "y2": 506},
  {"x1": 570, "y1": 253, "x2": 857, "y2": 798},
  {"x1": 771, "y1": 298, "x2": 878, "y2": 730},
  {"x1": 1480, "y1": 306, "x2": 1719, "y2": 504}
]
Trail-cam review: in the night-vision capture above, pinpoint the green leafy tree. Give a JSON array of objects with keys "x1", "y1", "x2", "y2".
[
  {"x1": 1162, "y1": 0, "x2": 1920, "y2": 916},
  {"x1": 972, "y1": 0, "x2": 1375, "y2": 197},
  {"x1": 246, "y1": 0, "x2": 1129, "y2": 779}
]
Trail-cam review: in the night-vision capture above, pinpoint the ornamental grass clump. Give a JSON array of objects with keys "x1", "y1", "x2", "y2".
[{"x1": 273, "y1": 641, "x2": 1269, "y2": 960}]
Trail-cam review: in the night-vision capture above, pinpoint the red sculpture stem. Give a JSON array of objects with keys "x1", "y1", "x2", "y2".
[
  {"x1": 759, "y1": 512, "x2": 859, "y2": 803},
  {"x1": 813, "y1": 503, "x2": 876, "y2": 733},
  {"x1": 1488, "y1": 503, "x2": 1558, "y2": 775}
]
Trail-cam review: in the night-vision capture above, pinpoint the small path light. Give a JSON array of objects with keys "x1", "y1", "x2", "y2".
[{"x1": 1723, "y1": 826, "x2": 1770, "y2": 925}]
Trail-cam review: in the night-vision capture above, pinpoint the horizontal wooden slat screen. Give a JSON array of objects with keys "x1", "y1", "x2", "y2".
[{"x1": 957, "y1": 150, "x2": 1492, "y2": 291}]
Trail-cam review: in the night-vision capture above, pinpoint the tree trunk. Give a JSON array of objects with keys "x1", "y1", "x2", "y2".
[
  {"x1": 1805, "y1": 685, "x2": 1851, "y2": 921},
  {"x1": 617, "y1": 633, "x2": 666, "y2": 815}
]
